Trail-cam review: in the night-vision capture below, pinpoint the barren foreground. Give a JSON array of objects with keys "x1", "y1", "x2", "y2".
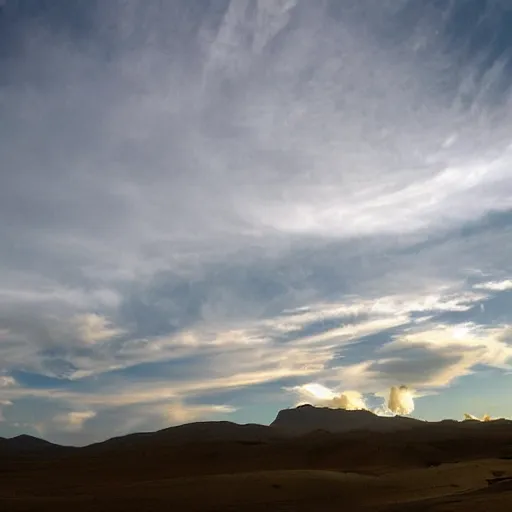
[{"x1": 2, "y1": 411, "x2": 512, "y2": 511}]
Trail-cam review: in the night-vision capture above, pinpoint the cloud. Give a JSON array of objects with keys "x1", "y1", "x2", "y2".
[
  {"x1": 48, "y1": 402, "x2": 235, "y2": 445},
  {"x1": 292, "y1": 383, "x2": 368, "y2": 411},
  {"x1": 0, "y1": 277, "x2": 508, "y2": 441},
  {"x1": 327, "y1": 319, "x2": 512, "y2": 394},
  {"x1": 73, "y1": 314, "x2": 124, "y2": 344},
  {"x1": 290, "y1": 382, "x2": 418, "y2": 417},
  {"x1": 384, "y1": 323, "x2": 512, "y2": 373},
  {"x1": 2, "y1": 1, "x2": 512, "y2": 441},
  {"x1": 53, "y1": 410, "x2": 96, "y2": 432},
  {"x1": 0, "y1": 281, "x2": 506, "y2": 439},
  {"x1": 1, "y1": 281, "x2": 463, "y2": 382},
  {"x1": 0, "y1": 376, "x2": 15, "y2": 422},
  {"x1": 0, "y1": 401, "x2": 12, "y2": 422},
  {"x1": 0, "y1": 376, "x2": 16, "y2": 387},
  {"x1": 474, "y1": 279, "x2": 512, "y2": 292},
  {"x1": 164, "y1": 403, "x2": 236, "y2": 425},
  {"x1": 463, "y1": 413, "x2": 495, "y2": 422},
  {"x1": 330, "y1": 391, "x2": 368, "y2": 411},
  {"x1": 388, "y1": 386, "x2": 415, "y2": 415}
]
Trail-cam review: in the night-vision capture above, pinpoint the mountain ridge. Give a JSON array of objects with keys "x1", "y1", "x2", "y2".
[
  {"x1": 1, "y1": 405, "x2": 511, "y2": 454},
  {"x1": 270, "y1": 404, "x2": 423, "y2": 434}
]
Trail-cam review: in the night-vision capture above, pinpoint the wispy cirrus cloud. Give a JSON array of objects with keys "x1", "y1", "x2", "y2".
[
  {"x1": 474, "y1": 279, "x2": 512, "y2": 292},
  {"x1": 1, "y1": 279, "x2": 506, "y2": 440},
  {"x1": 2, "y1": 0, "x2": 512, "y2": 442}
]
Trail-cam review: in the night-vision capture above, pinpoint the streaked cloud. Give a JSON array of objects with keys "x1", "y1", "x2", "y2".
[
  {"x1": 474, "y1": 279, "x2": 512, "y2": 292},
  {"x1": 73, "y1": 314, "x2": 125, "y2": 345},
  {"x1": 2, "y1": 0, "x2": 512, "y2": 441},
  {"x1": 53, "y1": 410, "x2": 97, "y2": 432},
  {"x1": 0, "y1": 376, "x2": 16, "y2": 388}
]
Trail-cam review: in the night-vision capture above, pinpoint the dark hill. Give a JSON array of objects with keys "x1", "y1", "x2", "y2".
[
  {"x1": 270, "y1": 404, "x2": 422, "y2": 434},
  {"x1": 84, "y1": 421, "x2": 288, "y2": 453},
  {"x1": 0, "y1": 434, "x2": 70, "y2": 455}
]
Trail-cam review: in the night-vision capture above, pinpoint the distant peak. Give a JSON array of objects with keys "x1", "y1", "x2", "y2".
[
  {"x1": 5, "y1": 434, "x2": 58, "y2": 448},
  {"x1": 292, "y1": 404, "x2": 375, "y2": 414},
  {"x1": 271, "y1": 404, "x2": 418, "y2": 435}
]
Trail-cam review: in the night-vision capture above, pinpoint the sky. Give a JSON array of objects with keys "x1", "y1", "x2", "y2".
[{"x1": 2, "y1": 0, "x2": 512, "y2": 445}]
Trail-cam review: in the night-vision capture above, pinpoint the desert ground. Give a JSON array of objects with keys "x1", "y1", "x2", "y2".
[{"x1": 2, "y1": 407, "x2": 512, "y2": 511}]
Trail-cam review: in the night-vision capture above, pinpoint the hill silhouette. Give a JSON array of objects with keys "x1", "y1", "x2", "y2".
[
  {"x1": 271, "y1": 404, "x2": 422, "y2": 434},
  {"x1": 3, "y1": 406, "x2": 512, "y2": 511},
  {"x1": 0, "y1": 433, "x2": 69, "y2": 454},
  {"x1": 2, "y1": 405, "x2": 512, "y2": 454}
]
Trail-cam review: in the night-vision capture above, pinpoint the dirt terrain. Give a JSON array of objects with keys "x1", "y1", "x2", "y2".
[{"x1": 2, "y1": 408, "x2": 512, "y2": 511}]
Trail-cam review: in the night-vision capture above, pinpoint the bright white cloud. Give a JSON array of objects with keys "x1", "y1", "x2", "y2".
[
  {"x1": 53, "y1": 410, "x2": 97, "y2": 432},
  {"x1": 388, "y1": 385, "x2": 415, "y2": 415},
  {"x1": 293, "y1": 383, "x2": 368, "y2": 411},
  {"x1": 73, "y1": 313, "x2": 124, "y2": 344},
  {"x1": 474, "y1": 279, "x2": 512, "y2": 292},
  {"x1": 0, "y1": 376, "x2": 16, "y2": 387}
]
